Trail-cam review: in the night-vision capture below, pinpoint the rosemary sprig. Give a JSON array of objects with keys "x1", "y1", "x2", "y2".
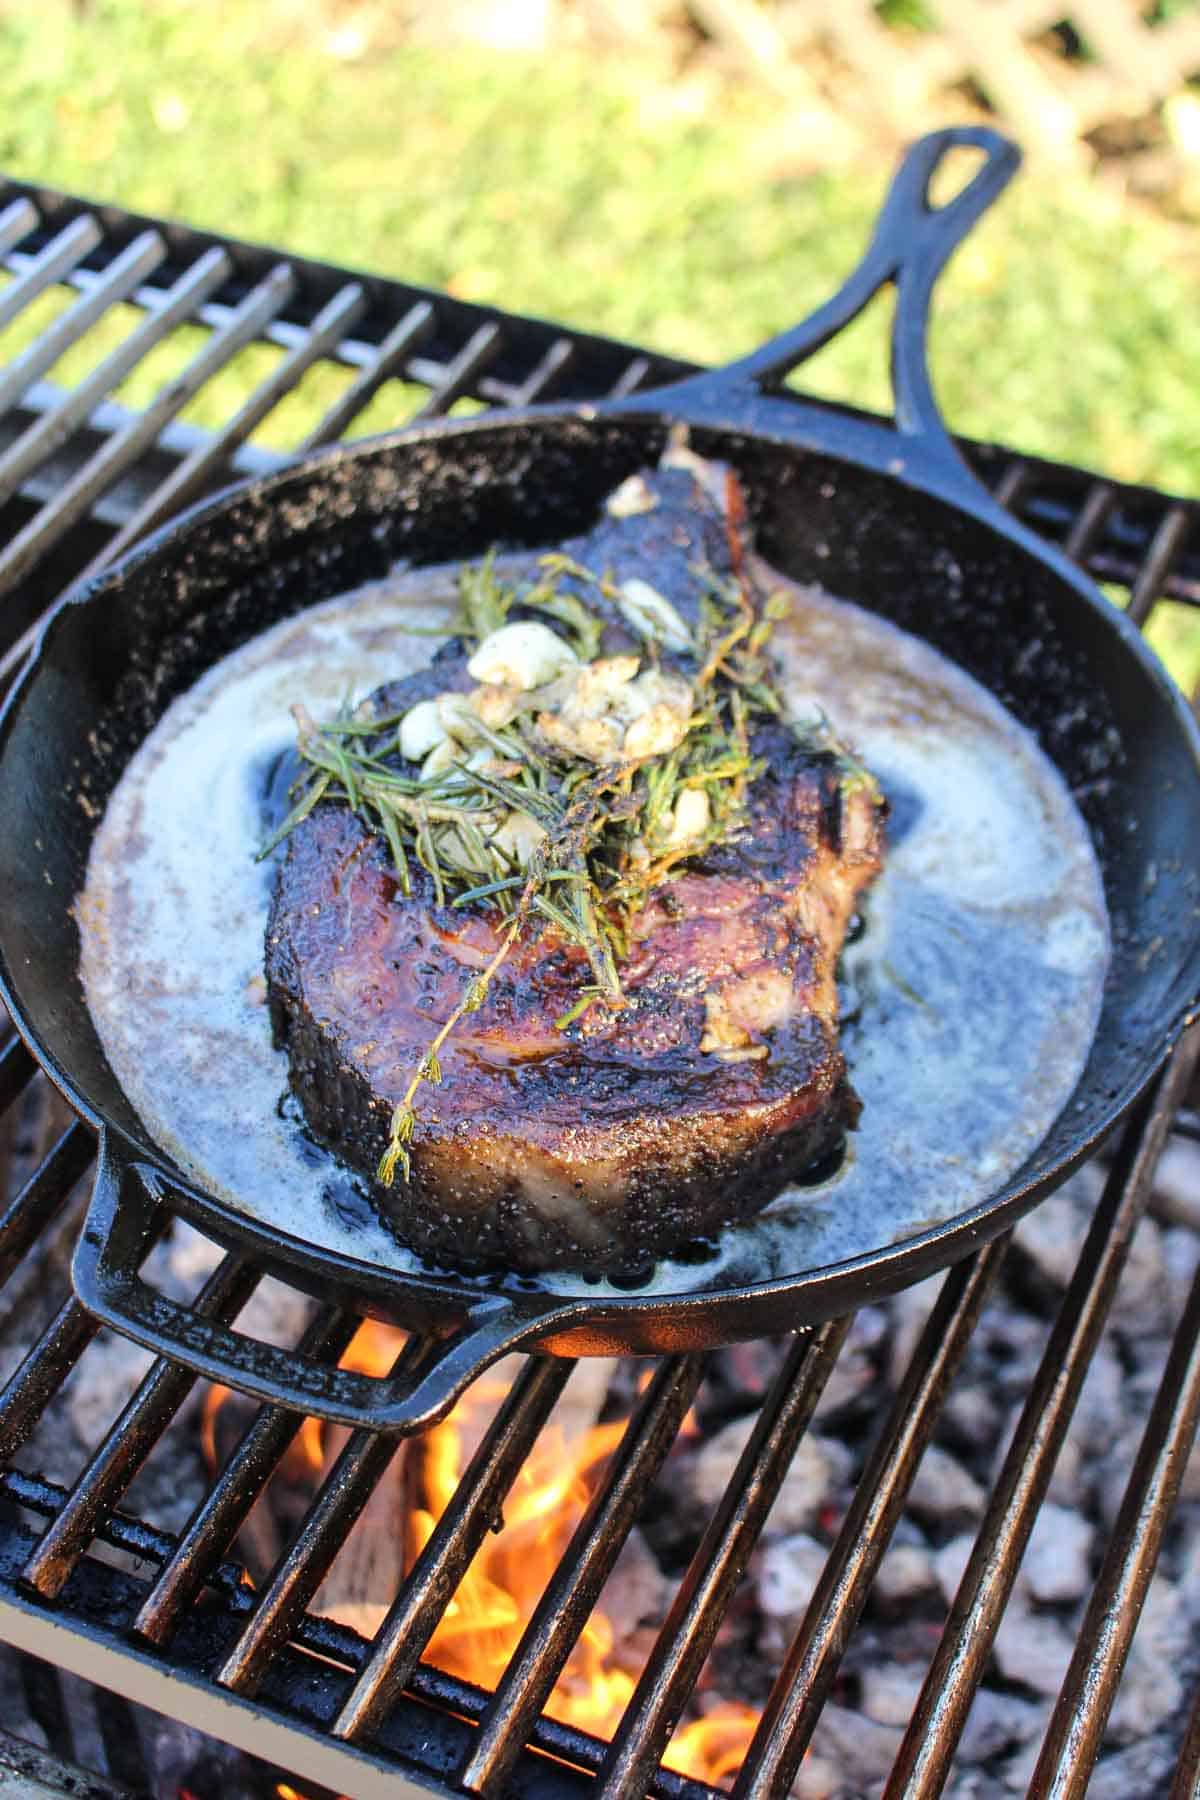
[{"x1": 262, "y1": 545, "x2": 826, "y2": 1187}]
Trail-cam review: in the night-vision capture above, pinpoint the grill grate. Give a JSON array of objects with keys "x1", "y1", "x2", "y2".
[{"x1": 0, "y1": 174, "x2": 1199, "y2": 1800}]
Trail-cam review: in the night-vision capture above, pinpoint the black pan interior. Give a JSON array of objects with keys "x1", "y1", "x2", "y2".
[{"x1": 1, "y1": 411, "x2": 1197, "y2": 1317}]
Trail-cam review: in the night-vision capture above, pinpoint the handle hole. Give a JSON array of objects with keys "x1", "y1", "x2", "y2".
[
  {"x1": 778, "y1": 284, "x2": 896, "y2": 421},
  {"x1": 927, "y1": 143, "x2": 988, "y2": 211},
  {"x1": 340, "y1": 1314, "x2": 410, "y2": 1376}
]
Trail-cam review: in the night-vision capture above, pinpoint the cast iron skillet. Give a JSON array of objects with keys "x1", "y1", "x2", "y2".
[{"x1": 1, "y1": 128, "x2": 1199, "y2": 1433}]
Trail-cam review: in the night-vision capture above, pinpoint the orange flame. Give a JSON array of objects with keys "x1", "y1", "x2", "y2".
[
  {"x1": 232, "y1": 1320, "x2": 760, "y2": 1788},
  {"x1": 199, "y1": 1383, "x2": 231, "y2": 1472},
  {"x1": 667, "y1": 1705, "x2": 761, "y2": 1783}
]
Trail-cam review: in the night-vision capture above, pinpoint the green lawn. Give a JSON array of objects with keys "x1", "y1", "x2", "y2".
[{"x1": 2, "y1": 0, "x2": 1200, "y2": 677}]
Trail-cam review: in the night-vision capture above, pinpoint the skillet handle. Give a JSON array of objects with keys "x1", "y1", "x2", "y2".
[
  {"x1": 71, "y1": 1132, "x2": 548, "y2": 1435},
  {"x1": 660, "y1": 126, "x2": 1021, "y2": 485}
]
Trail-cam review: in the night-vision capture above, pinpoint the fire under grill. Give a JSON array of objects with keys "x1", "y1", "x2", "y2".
[{"x1": 1, "y1": 175, "x2": 1200, "y2": 1800}]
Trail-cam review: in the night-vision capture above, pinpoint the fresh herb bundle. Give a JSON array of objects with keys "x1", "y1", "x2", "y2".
[{"x1": 261, "y1": 549, "x2": 798, "y2": 1186}]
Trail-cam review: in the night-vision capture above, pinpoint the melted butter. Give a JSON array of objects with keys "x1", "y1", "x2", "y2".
[{"x1": 77, "y1": 562, "x2": 1109, "y2": 1300}]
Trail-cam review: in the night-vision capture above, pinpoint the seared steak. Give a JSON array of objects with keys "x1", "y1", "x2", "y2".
[{"x1": 265, "y1": 454, "x2": 885, "y2": 1275}]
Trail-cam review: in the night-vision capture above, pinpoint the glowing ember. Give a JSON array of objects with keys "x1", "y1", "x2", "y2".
[{"x1": 214, "y1": 1319, "x2": 761, "y2": 1788}]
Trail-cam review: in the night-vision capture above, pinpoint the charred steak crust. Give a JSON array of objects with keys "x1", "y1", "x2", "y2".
[{"x1": 265, "y1": 459, "x2": 886, "y2": 1274}]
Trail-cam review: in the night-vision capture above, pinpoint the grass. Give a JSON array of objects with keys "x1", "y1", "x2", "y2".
[
  {"x1": 5, "y1": 1, "x2": 1200, "y2": 481},
  {"x1": 1, "y1": 0, "x2": 1199, "y2": 676}
]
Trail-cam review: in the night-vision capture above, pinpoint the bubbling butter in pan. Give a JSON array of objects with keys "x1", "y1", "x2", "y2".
[{"x1": 76, "y1": 562, "x2": 1109, "y2": 1299}]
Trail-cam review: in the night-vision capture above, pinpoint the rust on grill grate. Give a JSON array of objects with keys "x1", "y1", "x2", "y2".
[{"x1": 0, "y1": 174, "x2": 1199, "y2": 1800}]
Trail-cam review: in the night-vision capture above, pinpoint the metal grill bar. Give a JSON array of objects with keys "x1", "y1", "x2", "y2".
[
  {"x1": 0, "y1": 200, "x2": 38, "y2": 256},
  {"x1": 885, "y1": 1028, "x2": 1200, "y2": 1799},
  {"x1": 0, "y1": 1124, "x2": 93, "y2": 1291},
  {"x1": 0, "y1": 246, "x2": 231, "y2": 508},
  {"x1": 0, "y1": 177, "x2": 1197, "y2": 1800},
  {"x1": 0, "y1": 1298, "x2": 100, "y2": 1466},
  {"x1": 1171, "y1": 1674, "x2": 1200, "y2": 1799},
  {"x1": 0, "y1": 1038, "x2": 35, "y2": 1115},
  {"x1": 0, "y1": 259, "x2": 296, "y2": 599},
  {"x1": 2, "y1": 1463, "x2": 252, "y2": 1605},
  {"x1": 596, "y1": 1320, "x2": 850, "y2": 1798},
  {"x1": 298, "y1": 300, "x2": 435, "y2": 451},
  {"x1": 2, "y1": 1454, "x2": 709, "y2": 1798},
  {"x1": 408, "y1": 321, "x2": 504, "y2": 422},
  {"x1": 215, "y1": 1333, "x2": 429, "y2": 1696},
  {"x1": 990, "y1": 459, "x2": 1031, "y2": 511},
  {"x1": 1031, "y1": 1236, "x2": 1200, "y2": 1796},
  {"x1": 459, "y1": 1354, "x2": 705, "y2": 1794},
  {"x1": 1128, "y1": 503, "x2": 1193, "y2": 627},
  {"x1": 79, "y1": 278, "x2": 368, "y2": 574},
  {"x1": 505, "y1": 337, "x2": 578, "y2": 408},
  {"x1": 733, "y1": 1238, "x2": 1006, "y2": 1799},
  {"x1": 0, "y1": 230, "x2": 166, "y2": 418},
  {"x1": 333, "y1": 1354, "x2": 574, "y2": 1743},
  {"x1": 132, "y1": 1305, "x2": 361, "y2": 1646},
  {"x1": 1062, "y1": 479, "x2": 1116, "y2": 565},
  {"x1": 20, "y1": 1253, "x2": 260, "y2": 1599},
  {"x1": 607, "y1": 356, "x2": 655, "y2": 398},
  {"x1": 0, "y1": 216, "x2": 102, "y2": 334}
]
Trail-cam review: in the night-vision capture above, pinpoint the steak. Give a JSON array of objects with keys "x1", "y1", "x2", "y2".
[{"x1": 265, "y1": 453, "x2": 886, "y2": 1276}]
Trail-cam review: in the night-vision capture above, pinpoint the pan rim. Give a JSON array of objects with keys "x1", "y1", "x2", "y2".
[{"x1": 2, "y1": 399, "x2": 1198, "y2": 1332}]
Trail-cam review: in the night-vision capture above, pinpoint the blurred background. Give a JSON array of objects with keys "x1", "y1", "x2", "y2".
[{"x1": 2, "y1": 0, "x2": 1200, "y2": 663}]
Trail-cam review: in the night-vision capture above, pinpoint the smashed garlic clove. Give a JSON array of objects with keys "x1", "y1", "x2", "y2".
[
  {"x1": 437, "y1": 693, "x2": 482, "y2": 742},
  {"x1": 616, "y1": 577, "x2": 693, "y2": 654},
  {"x1": 493, "y1": 810, "x2": 548, "y2": 868},
  {"x1": 663, "y1": 786, "x2": 710, "y2": 848},
  {"x1": 469, "y1": 682, "x2": 523, "y2": 730},
  {"x1": 468, "y1": 620, "x2": 578, "y2": 690},
  {"x1": 565, "y1": 654, "x2": 641, "y2": 717},
  {"x1": 421, "y1": 737, "x2": 461, "y2": 779},
  {"x1": 605, "y1": 474, "x2": 660, "y2": 518},
  {"x1": 623, "y1": 702, "x2": 690, "y2": 760},
  {"x1": 624, "y1": 668, "x2": 693, "y2": 721},
  {"x1": 537, "y1": 710, "x2": 625, "y2": 764},
  {"x1": 398, "y1": 698, "x2": 448, "y2": 762}
]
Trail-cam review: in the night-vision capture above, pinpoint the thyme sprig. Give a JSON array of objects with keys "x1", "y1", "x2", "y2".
[{"x1": 262, "y1": 548, "x2": 800, "y2": 1187}]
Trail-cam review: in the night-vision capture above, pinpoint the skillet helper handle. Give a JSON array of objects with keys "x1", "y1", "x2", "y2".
[
  {"x1": 72, "y1": 1133, "x2": 542, "y2": 1434},
  {"x1": 685, "y1": 126, "x2": 1021, "y2": 483}
]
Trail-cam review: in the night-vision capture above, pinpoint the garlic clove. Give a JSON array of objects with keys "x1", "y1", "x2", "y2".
[
  {"x1": 398, "y1": 698, "x2": 448, "y2": 762},
  {"x1": 470, "y1": 682, "x2": 523, "y2": 730},
  {"x1": 605, "y1": 474, "x2": 660, "y2": 518},
  {"x1": 437, "y1": 693, "x2": 482, "y2": 742},
  {"x1": 623, "y1": 702, "x2": 690, "y2": 760},
  {"x1": 626, "y1": 668, "x2": 693, "y2": 719},
  {"x1": 615, "y1": 578, "x2": 693, "y2": 654},
  {"x1": 493, "y1": 810, "x2": 548, "y2": 868},
  {"x1": 420, "y1": 737, "x2": 460, "y2": 780},
  {"x1": 538, "y1": 710, "x2": 625, "y2": 765},
  {"x1": 568, "y1": 654, "x2": 640, "y2": 714},
  {"x1": 663, "y1": 786, "x2": 711, "y2": 848},
  {"x1": 467, "y1": 620, "x2": 578, "y2": 690}
]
